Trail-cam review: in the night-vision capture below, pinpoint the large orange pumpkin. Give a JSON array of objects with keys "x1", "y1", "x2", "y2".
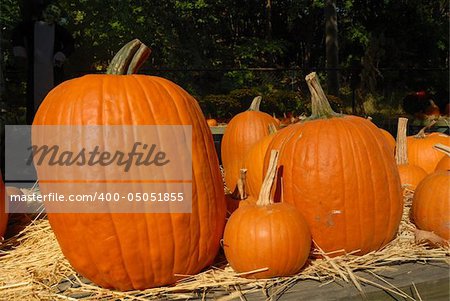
[
  {"x1": 0, "y1": 172, "x2": 8, "y2": 240},
  {"x1": 411, "y1": 171, "x2": 450, "y2": 240},
  {"x1": 221, "y1": 96, "x2": 279, "y2": 192},
  {"x1": 32, "y1": 40, "x2": 226, "y2": 290},
  {"x1": 407, "y1": 123, "x2": 449, "y2": 173},
  {"x1": 395, "y1": 117, "x2": 427, "y2": 190},
  {"x1": 243, "y1": 124, "x2": 277, "y2": 198},
  {"x1": 434, "y1": 144, "x2": 450, "y2": 172},
  {"x1": 223, "y1": 150, "x2": 311, "y2": 278},
  {"x1": 264, "y1": 73, "x2": 403, "y2": 256}
]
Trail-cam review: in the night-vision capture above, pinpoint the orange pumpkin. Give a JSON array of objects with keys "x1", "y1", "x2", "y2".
[
  {"x1": 407, "y1": 123, "x2": 449, "y2": 173},
  {"x1": 206, "y1": 118, "x2": 218, "y2": 126},
  {"x1": 434, "y1": 144, "x2": 450, "y2": 172},
  {"x1": 243, "y1": 124, "x2": 277, "y2": 198},
  {"x1": 32, "y1": 40, "x2": 226, "y2": 290},
  {"x1": 395, "y1": 117, "x2": 427, "y2": 190},
  {"x1": 0, "y1": 172, "x2": 8, "y2": 240},
  {"x1": 424, "y1": 100, "x2": 440, "y2": 118},
  {"x1": 411, "y1": 171, "x2": 450, "y2": 240},
  {"x1": 221, "y1": 96, "x2": 279, "y2": 191},
  {"x1": 367, "y1": 117, "x2": 395, "y2": 154},
  {"x1": 264, "y1": 73, "x2": 403, "y2": 256},
  {"x1": 223, "y1": 150, "x2": 311, "y2": 278},
  {"x1": 380, "y1": 128, "x2": 396, "y2": 153}
]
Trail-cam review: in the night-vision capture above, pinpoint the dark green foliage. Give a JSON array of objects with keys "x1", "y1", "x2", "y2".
[{"x1": 199, "y1": 88, "x2": 309, "y2": 120}]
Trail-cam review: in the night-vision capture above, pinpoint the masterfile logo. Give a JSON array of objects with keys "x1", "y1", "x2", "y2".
[{"x1": 5, "y1": 125, "x2": 193, "y2": 214}]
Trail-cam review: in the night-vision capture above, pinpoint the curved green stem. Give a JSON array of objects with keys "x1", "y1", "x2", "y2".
[
  {"x1": 106, "y1": 39, "x2": 151, "y2": 75},
  {"x1": 305, "y1": 72, "x2": 341, "y2": 119}
]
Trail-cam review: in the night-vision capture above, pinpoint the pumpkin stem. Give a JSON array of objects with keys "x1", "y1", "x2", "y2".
[
  {"x1": 268, "y1": 123, "x2": 277, "y2": 135},
  {"x1": 433, "y1": 144, "x2": 450, "y2": 156},
  {"x1": 395, "y1": 117, "x2": 409, "y2": 165},
  {"x1": 249, "y1": 96, "x2": 262, "y2": 111},
  {"x1": 231, "y1": 169, "x2": 247, "y2": 200},
  {"x1": 414, "y1": 120, "x2": 437, "y2": 139},
  {"x1": 305, "y1": 72, "x2": 341, "y2": 119},
  {"x1": 106, "y1": 39, "x2": 151, "y2": 75},
  {"x1": 257, "y1": 150, "x2": 279, "y2": 207}
]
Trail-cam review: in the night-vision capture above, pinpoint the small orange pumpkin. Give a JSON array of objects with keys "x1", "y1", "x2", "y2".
[
  {"x1": 407, "y1": 122, "x2": 449, "y2": 173},
  {"x1": 221, "y1": 96, "x2": 279, "y2": 191},
  {"x1": 411, "y1": 171, "x2": 450, "y2": 240},
  {"x1": 395, "y1": 117, "x2": 427, "y2": 190},
  {"x1": 206, "y1": 118, "x2": 218, "y2": 126},
  {"x1": 223, "y1": 150, "x2": 311, "y2": 278}
]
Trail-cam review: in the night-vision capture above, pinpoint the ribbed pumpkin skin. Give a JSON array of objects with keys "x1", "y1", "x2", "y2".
[
  {"x1": 221, "y1": 111, "x2": 277, "y2": 191},
  {"x1": 407, "y1": 133, "x2": 449, "y2": 173},
  {"x1": 0, "y1": 173, "x2": 8, "y2": 239},
  {"x1": 380, "y1": 128, "x2": 396, "y2": 154},
  {"x1": 397, "y1": 164, "x2": 427, "y2": 190},
  {"x1": 244, "y1": 134, "x2": 275, "y2": 197},
  {"x1": 223, "y1": 203, "x2": 311, "y2": 278},
  {"x1": 265, "y1": 116, "x2": 403, "y2": 255},
  {"x1": 435, "y1": 155, "x2": 450, "y2": 172},
  {"x1": 33, "y1": 75, "x2": 227, "y2": 290},
  {"x1": 411, "y1": 171, "x2": 450, "y2": 240}
]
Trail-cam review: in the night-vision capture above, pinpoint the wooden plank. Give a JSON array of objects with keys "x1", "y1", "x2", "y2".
[{"x1": 200, "y1": 262, "x2": 449, "y2": 300}]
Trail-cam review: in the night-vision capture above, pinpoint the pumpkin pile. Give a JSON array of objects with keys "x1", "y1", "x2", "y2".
[{"x1": 1, "y1": 39, "x2": 449, "y2": 298}]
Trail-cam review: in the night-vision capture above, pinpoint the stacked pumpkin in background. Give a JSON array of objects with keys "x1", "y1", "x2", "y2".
[
  {"x1": 406, "y1": 122, "x2": 449, "y2": 174},
  {"x1": 221, "y1": 96, "x2": 279, "y2": 195}
]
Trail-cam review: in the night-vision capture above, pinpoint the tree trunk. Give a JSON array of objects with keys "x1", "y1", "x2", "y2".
[
  {"x1": 325, "y1": 0, "x2": 339, "y2": 96},
  {"x1": 266, "y1": 0, "x2": 272, "y2": 40}
]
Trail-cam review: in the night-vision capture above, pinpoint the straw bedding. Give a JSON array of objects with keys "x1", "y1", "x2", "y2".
[{"x1": 0, "y1": 188, "x2": 448, "y2": 300}]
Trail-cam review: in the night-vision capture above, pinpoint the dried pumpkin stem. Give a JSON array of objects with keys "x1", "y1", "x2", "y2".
[
  {"x1": 257, "y1": 150, "x2": 279, "y2": 206},
  {"x1": 433, "y1": 143, "x2": 450, "y2": 156},
  {"x1": 414, "y1": 120, "x2": 437, "y2": 139},
  {"x1": 305, "y1": 72, "x2": 341, "y2": 119},
  {"x1": 233, "y1": 169, "x2": 248, "y2": 200},
  {"x1": 395, "y1": 117, "x2": 409, "y2": 165},
  {"x1": 268, "y1": 123, "x2": 277, "y2": 135},
  {"x1": 106, "y1": 39, "x2": 151, "y2": 75},
  {"x1": 248, "y1": 96, "x2": 262, "y2": 111}
]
